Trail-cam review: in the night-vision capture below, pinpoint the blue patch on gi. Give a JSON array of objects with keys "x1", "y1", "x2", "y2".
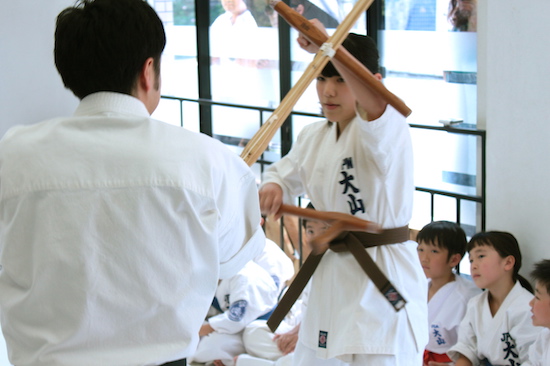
[
  {"x1": 318, "y1": 330, "x2": 328, "y2": 348},
  {"x1": 228, "y1": 300, "x2": 248, "y2": 322}
]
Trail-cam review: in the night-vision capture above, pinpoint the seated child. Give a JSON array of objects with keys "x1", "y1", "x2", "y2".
[
  {"x1": 447, "y1": 231, "x2": 541, "y2": 365},
  {"x1": 253, "y1": 238, "x2": 295, "y2": 295},
  {"x1": 416, "y1": 221, "x2": 481, "y2": 365},
  {"x1": 235, "y1": 206, "x2": 328, "y2": 366},
  {"x1": 191, "y1": 260, "x2": 279, "y2": 366},
  {"x1": 523, "y1": 259, "x2": 550, "y2": 366}
]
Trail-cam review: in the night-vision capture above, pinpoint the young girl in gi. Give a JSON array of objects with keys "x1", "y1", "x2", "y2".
[
  {"x1": 448, "y1": 231, "x2": 541, "y2": 365},
  {"x1": 416, "y1": 221, "x2": 481, "y2": 365},
  {"x1": 259, "y1": 20, "x2": 428, "y2": 366}
]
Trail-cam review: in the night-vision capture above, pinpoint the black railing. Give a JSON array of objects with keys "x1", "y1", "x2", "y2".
[{"x1": 159, "y1": 95, "x2": 486, "y2": 234}]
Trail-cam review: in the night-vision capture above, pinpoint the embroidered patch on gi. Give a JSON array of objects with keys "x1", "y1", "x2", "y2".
[
  {"x1": 228, "y1": 300, "x2": 248, "y2": 322},
  {"x1": 384, "y1": 286, "x2": 406, "y2": 310},
  {"x1": 318, "y1": 330, "x2": 328, "y2": 348}
]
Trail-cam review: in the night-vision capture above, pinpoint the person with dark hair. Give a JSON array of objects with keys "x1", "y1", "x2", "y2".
[
  {"x1": 259, "y1": 20, "x2": 428, "y2": 366},
  {"x1": 524, "y1": 259, "x2": 550, "y2": 366},
  {"x1": 0, "y1": 0, "x2": 265, "y2": 365},
  {"x1": 448, "y1": 231, "x2": 540, "y2": 365},
  {"x1": 416, "y1": 221, "x2": 481, "y2": 365},
  {"x1": 448, "y1": 0, "x2": 477, "y2": 31}
]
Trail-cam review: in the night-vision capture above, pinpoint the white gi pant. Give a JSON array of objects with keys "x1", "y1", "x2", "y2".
[{"x1": 291, "y1": 327, "x2": 423, "y2": 366}]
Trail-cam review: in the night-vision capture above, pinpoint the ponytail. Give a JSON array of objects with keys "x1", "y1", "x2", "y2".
[{"x1": 468, "y1": 231, "x2": 533, "y2": 293}]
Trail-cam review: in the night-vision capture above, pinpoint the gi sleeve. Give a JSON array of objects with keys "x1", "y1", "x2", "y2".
[
  {"x1": 215, "y1": 152, "x2": 266, "y2": 279},
  {"x1": 447, "y1": 300, "x2": 480, "y2": 364},
  {"x1": 209, "y1": 263, "x2": 278, "y2": 334},
  {"x1": 260, "y1": 126, "x2": 310, "y2": 204}
]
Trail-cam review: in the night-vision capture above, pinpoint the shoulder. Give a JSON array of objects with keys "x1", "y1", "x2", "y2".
[
  {"x1": 299, "y1": 119, "x2": 332, "y2": 135},
  {"x1": 358, "y1": 104, "x2": 408, "y2": 130},
  {"x1": 293, "y1": 120, "x2": 333, "y2": 145},
  {"x1": 510, "y1": 281, "x2": 535, "y2": 302}
]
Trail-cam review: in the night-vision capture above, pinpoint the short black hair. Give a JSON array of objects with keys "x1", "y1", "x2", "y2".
[
  {"x1": 321, "y1": 33, "x2": 380, "y2": 77},
  {"x1": 416, "y1": 221, "x2": 467, "y2": 262},
  {"x1": 54, "y1": 0, "x2": 166, "y2": 99},
  {"x1": 531, "y1": 259, "x2": 550, "y2": 295}
]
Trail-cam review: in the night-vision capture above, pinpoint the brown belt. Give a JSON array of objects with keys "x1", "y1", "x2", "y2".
[{"x1": 267, "y1": 225, "x2": 409, "y2": 332}]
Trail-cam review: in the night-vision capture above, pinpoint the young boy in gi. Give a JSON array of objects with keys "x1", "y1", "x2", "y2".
[
  {"x1": 259, "y1": 20, "x2": 428, "y2": 366},
  {"x1": 523, "y1": 259, "x2": 550, "y2": 366},
  {"x1": 416, "y1": 221, "x2": 481, "y2": 365}
]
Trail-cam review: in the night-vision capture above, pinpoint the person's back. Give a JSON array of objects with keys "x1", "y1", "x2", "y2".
[{"x1": 0, "y1": 1, "x2": 264, "y2": 365}]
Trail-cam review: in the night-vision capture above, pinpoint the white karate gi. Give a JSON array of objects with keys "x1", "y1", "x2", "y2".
[
  {"x1": 261, "y1": 105, "x2": 428, "y2": 363},
  {"x1": 448, "y1": 281, "x2": 542, "y2": 365},
  {"x1": 192, "y1": 261, "x2": 279, "y2": 366},
  {"x1": 523, "y1": 327, "x2": 550, "y2": 366},
  {"x1": 236, "y1": 282, "x2": 310, "y2": 366},
  {"x1": 426, "y1": 274, "x2": 482, "y2": 355},
  {"x1": 254, "y1": 239, "x2": 295, "y2": 294},
  {"x1": 0, "y1": 92, "x2": 265, "y2": 366}
]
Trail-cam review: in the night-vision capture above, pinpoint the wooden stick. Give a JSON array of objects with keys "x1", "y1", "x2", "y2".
[
  {"x1": 240, "y1": 0, "x2": 376, "y2": 166},
  {"x1": 272, "y1": 1, "x2": 412, "y2": 117},
  {"x1": 278, "y1": 204, "x2": 381, "y2": 233}
]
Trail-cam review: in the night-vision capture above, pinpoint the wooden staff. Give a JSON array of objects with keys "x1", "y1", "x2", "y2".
[
  {"x1": 278, "y1": 204, "x2": 381, "y2": 255},
  {"x1": 272, "y1": 0, "x2": 412, "y2": 118},
  {"x1": 240, "y1": 0, "x2": 375, "y2": 166}
]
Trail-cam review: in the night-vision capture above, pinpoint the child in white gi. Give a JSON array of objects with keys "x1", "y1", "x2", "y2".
[
  {"x1": 235, "y1": 210, "x2": 328, "y2": 366},
  {"x1": 448, "y1": 231, "x2": 541, "y2": 365},
  {"x1": 416, "y1": 221, "x2": 481, "y2": 365},
  {"x1": 253, "y1": 238, "x2": 295, "y2": 295},
  {"x1": 259, "y1": 20, "x2": 428, "y2": 366},
  {"x1": 191, "y1": 261, "x2": 279, "y2": 366},
  {"x1": 523, "y1": 259, "x2": 550, "y2": 366}
]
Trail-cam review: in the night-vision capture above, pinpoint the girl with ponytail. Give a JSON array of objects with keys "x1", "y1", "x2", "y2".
[{"x1": 447, "y1": 231, "x2": 542, "y2": 366}]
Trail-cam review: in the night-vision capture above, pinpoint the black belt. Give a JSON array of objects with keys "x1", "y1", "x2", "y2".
[
  {"x1": 161, "y1": 359, "x2": 186, "y2": 366},
  {"x1": 267, "y1": 226, "x2": 409, "y2": 332}
]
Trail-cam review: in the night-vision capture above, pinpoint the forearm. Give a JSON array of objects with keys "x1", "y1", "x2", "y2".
[{"x1": 454, "y1": 355, "x2": 473, "y2": 366}]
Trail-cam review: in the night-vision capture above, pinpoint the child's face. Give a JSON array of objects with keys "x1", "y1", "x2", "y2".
[
  {"x1": 469, "y1": 244, "x2": 513, "y2": 290},
  {"x1": 304, "y1": 220, "x2": 329, "y2": 245},
  {"x1": 316, "y1": 75, "x2": 356, "y2": 125},
  {"x1": 417, "y1": 240, "x2": 453, "y2": 280},
  {"x1": 530, "y1": 281, "x2": 550, "y2": 328}
]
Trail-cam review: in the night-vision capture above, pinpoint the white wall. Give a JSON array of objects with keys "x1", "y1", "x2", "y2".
[
  {"x1": 0, "y1": 0, "x2": 78, "y2": 137},
  {"x1": 478, "y1": 0, "x2": 550, "y2": 278}
]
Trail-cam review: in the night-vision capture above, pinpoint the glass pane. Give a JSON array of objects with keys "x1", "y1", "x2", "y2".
[
  {"x1": 411, "y1": 129, "x2": 478, "y2": 196},
  {"x1": 160, "y1": 0, "x2": 199, "y2": 98},
  {"x1": 209, "y1": 0, "x2": 281, "y2": 163},
  {"x1": 150, "y1": 1, "x2": 200, "y2": 130},
  {"x1": 380, "y1": 0, "x2": 477, "y2": 126},
  {"x1": 381, "y1": 0, "x2": 479, "y2": 230}
]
